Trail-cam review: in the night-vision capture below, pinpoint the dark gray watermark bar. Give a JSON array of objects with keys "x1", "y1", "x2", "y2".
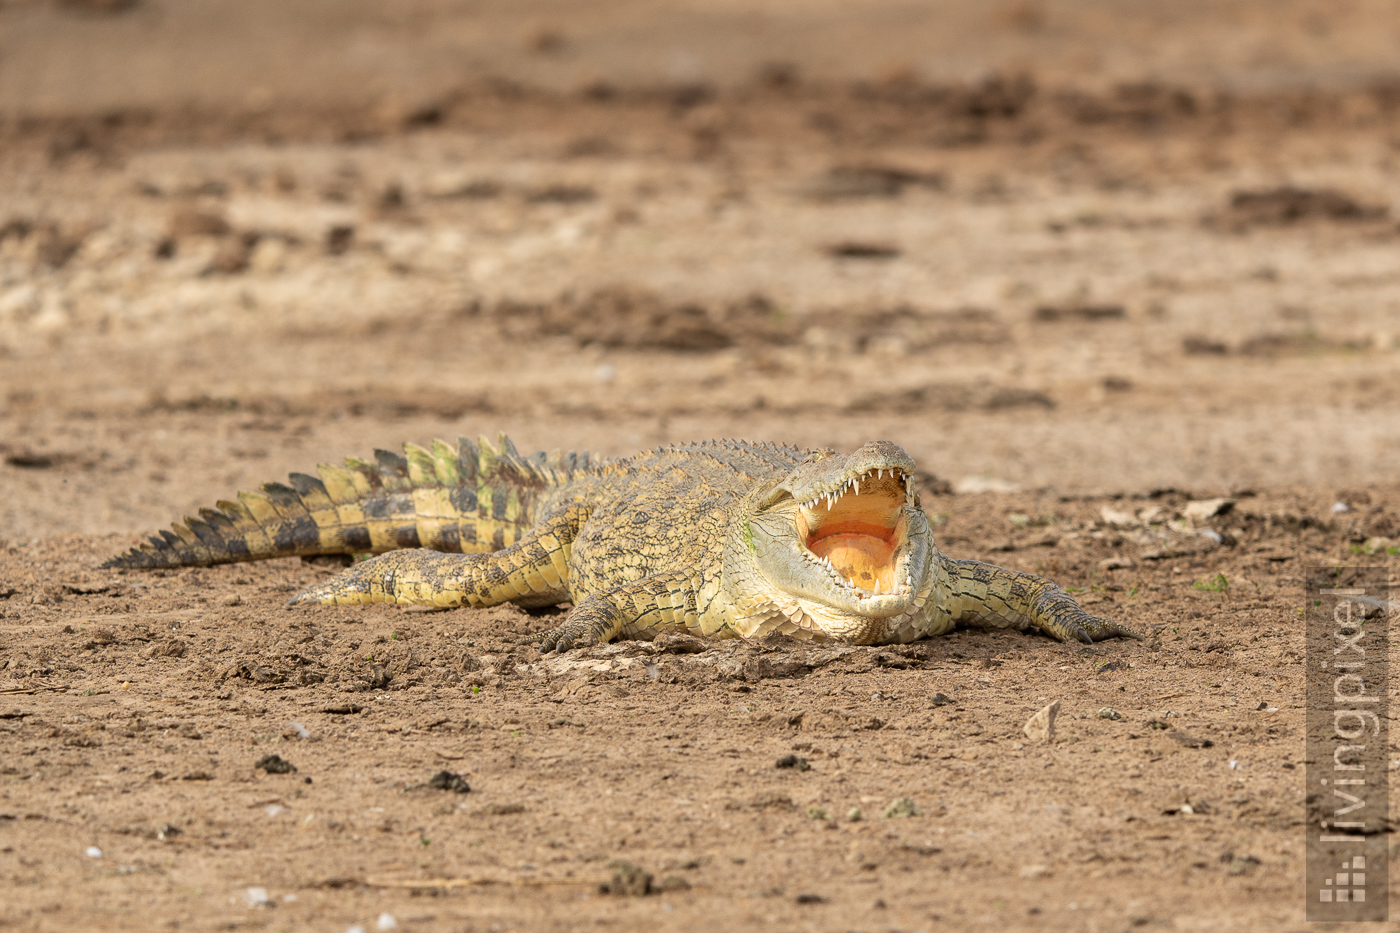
[{"x1": 1306, "y1": 565, "x2": 1392, "y2": 922}]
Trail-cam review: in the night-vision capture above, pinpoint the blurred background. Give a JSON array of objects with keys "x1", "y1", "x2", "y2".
[{"x1": 3, "y1": 0, "x2": 1400, "y2": 535}]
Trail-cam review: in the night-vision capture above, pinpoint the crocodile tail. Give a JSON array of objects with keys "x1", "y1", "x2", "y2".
[{"x1": 101, "y1": 433, "x2": 594, "y2": 570}]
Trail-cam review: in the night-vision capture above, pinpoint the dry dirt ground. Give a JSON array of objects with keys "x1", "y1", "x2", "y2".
[{"x1": 3, "y1": 2, "x2": 1400, "y2": 931}]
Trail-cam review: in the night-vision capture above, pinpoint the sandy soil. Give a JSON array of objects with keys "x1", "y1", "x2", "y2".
[{"x1": 3, "y1": 2, "x2": 1400, "y2": 931}]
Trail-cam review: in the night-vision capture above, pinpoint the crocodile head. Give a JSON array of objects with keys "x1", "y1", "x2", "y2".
[{"x1": 739, "y1": 441, "x2": 935, "y2": 640}]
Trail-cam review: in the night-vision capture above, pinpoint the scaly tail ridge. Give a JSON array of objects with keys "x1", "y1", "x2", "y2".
[{"x1": 101, "y1": 434, "x2": 594, "y2": 570}]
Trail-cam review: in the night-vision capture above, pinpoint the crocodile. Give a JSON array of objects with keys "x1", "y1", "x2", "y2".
[{"x1": 103, "y1": 434, "x2": 1138, "y2": 650}]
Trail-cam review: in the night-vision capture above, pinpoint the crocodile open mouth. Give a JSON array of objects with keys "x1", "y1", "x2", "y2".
[{"x1": 796, "y1": 468, "x2": 911, "y2": 595}]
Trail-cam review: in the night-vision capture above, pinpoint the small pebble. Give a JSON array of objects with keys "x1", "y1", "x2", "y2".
[
  {"x1": 1097, "y1": 707, "x2": 1122, "y2": 721},
  {"x1": 847, "y1": 807, "x2": 863, "y2": 822},
  {"x1": 1024, "y1": 700, "x2": 1060, "y2": 743},
  {"x1": 244, "y1": 887, "x2": 271, "y2": 907},
  {"x1": 85, "y1": 846, "x2": 102, "y2": 858},
  {"x1": 377, "y1": 913, "x2": 398, "y2": 930},
  {"x1": 775, "y1": 754, "x2": 810, "y2": 771}
]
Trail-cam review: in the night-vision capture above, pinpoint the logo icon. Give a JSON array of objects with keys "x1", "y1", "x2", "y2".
[{"x1": 1321, "y1": 857, "x2": 1367, "y2": 903}]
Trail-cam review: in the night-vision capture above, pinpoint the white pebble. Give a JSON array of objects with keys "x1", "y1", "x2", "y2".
[
  {"x1": 377, "y1": 913, "x2": 399, "y2": 930},
  {"x1": 244, "y1": 887, "x2": 271, "y2": 907},
  {"x1": 288, "y1": 721, "x2": 310, "y2": 739},
  {"x1": 1332, "y1": 501, "x2": 1351, "y2": 513},
  {"x1": 85, "y1": 846, "x2": 102, "y2": 858}
]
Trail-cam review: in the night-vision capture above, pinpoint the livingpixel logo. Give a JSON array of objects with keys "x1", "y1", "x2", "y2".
[{"x1": 1306, "y1": 569, "x2": 1391, "y2": 922}]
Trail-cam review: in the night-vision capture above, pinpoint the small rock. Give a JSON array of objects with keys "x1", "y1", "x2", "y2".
[
  {"x1": 882, "y1": 797, "x2": 920, "y2": 819},
  {"x1": 244, "y1": 887, "x2": 272, "y2": 907},
  {"x1": 1331, "y1": 501, "x2": 1350, "y2": 514},
  {"x1": 427, "y1": 771, "x2": 472, "y2": 794},
  {"x1": 775, "y1": 754, "x2": 811, "y2": 771},
  {"x1": 806, "y1": 806, "x2": 829, "y2": 820},
  {"x1": 222, "y1": 593, "x2": 243, "y2": 607},
  {"x1": 254, "y1": 754, "x2": 297, "y2": 775},
  {"x1": 376, "y1": 913, "x2": 398, "y2": 930},
  {"x1": 795, "y1": 893, "x2": 827, "y2": 904},
  {"x1": 1183, "y1": 498, "x2": 1234, "y2": 522},
  {"x1": 1019, "y1": 864, "x2": 1050, "y2": 879},
  {"x1": 847, "y1": 806, "x2": 863, "y2": 822},
  {"x1": 1097, "y1": 707, "x2": 1122, "y2": 721},
  {"x1": 1023, "y1": 700, "x2": 1060, "y2": 743},
  {"x1": 140, "y1": 638, "x2": 187, "y2": 659},
  {"x1": 85, "y1": 846, "x2": 102, "y2": 858},
  {"x1": 929, "y1": 692, "x2": 952, "y2": 707},
  {"x1": 1099, "y1": 506, "x2": 1137, "y2": 527},
  {"x1": 1097, "y1": 557, "x2": 1133, "y2": 571},
  {"x1": 1137, "y1": 505, "x2": 1174, "y2": 524}
]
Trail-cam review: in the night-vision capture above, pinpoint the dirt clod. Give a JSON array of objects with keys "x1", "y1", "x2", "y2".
[
  {"x1": 600, "y1": 859, "x2": 653, "y2": 896},
  {"x1": 426, "y1": 771, "x2": 472, "y2": 794},
  {"x1": 254, "y1": 754, "x2": 297, "y2": 775}
]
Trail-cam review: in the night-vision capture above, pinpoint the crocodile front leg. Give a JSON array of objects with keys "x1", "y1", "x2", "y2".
[
  {"x1": 538, "y1": 572, "x2": 706, "y2": 652},
  {"x1": 287, "y1": 503, "x2": 588, "y2": 609},
  {"x1": 936, "y1": 558, "x2": 1140, "y2": 643}
]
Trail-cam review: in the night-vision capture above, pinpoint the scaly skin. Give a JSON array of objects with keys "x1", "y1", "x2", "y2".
[{"x1": 105, "y1": 435, "x2": 1139, "y2": 649}]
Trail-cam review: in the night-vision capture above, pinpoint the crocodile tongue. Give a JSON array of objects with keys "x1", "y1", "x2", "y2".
[{"x1": 799, "y1": 470, "x2": 907, "y2": 594}]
